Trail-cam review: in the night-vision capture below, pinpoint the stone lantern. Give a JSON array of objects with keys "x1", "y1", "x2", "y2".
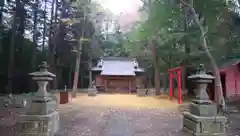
[
  {"x1": 182, "y1": 64, "x2": 226, "y2": 136},
  {"x1": 188, "y1": 64, "x2": 215, "y2": 104},
  {"x1": 18, "y1": 61, "x2": 59, "y2": 136},
  {"x1": 88, "y1": 80, "x2": 98, "y2": 96}
]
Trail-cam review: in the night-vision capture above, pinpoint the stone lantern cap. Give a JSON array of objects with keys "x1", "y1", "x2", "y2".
[
  {"x1": 29, "y1": 61, "x2": 56, "y2": 81},
  {"x1": 188, "y1": 64, "x2": 215, "y2": 81}
]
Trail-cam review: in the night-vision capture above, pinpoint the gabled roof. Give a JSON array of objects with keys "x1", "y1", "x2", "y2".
[
  {"x1": 91, "y1": 57, "x2": 144, "y2": 76},
  {"x1": 101, "y1": 60, "x2": 136, "y2": 75},
  {"x1": 216, "y1": 59, "x2": 240, "y2": 72},
  {"x1": 220, "y1": 59, "x2": 240, "y2": 69}
]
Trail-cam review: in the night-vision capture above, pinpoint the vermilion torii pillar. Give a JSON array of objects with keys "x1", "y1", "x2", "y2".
[
  {"x1": 168, "y1": 66, "x2": 183, "y2": 104},
  {"x1": 169, "y1": 72, "x2": 173, "y2": 100}
]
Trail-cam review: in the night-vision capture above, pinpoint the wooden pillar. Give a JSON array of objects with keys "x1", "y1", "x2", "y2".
[
  {"x1": 80, "y1": 74, "x2": 83, "y2": 88},
  {"x1": 104, "y1": 78, "x2": 107, "y2": 92},
  {"x1": 177, "y1": 70, "x2": 182, "y2": 104},
  {"x1": 129, "y1": 79, "x2": 132, "y2": 94},
  {"x1": 234, "y1": 70, "x2": 237, "y2": 96},
  {"x1": 88, "y1": 70, "x2": 92, "y2": 88},
  {"x1": 88, "y1": 57, "x2": 92, "y2": 88},
  {"x1": 169, "y1": 72, "x2": 173, "y2": 100},
  {"x1": 214, "y1": 84, "x2": 217, "y2": 102}
]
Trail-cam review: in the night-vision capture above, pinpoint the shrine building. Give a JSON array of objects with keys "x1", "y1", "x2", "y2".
[{"x1": 91, "y1": 57, "x2": 144, "y2": 93}]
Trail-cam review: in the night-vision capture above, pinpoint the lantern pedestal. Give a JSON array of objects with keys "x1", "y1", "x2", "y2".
[
  {"x1": 182, "y1": 64, "x2": 226, "y2": 136},
  {"x1": 189, "y1": 100, "x2": 217, "y2": 116},
  {"x1": 183, "y1": 101, "x2": 226, "y2": 136},
  {"x1": 88, "y1": 88, "x2": 97, "y2": 96},
  {"x1": 183, "y1": 112, "x2": 226, "y2": 136},
  {"x1": 88, "y1": 83, "x2": 98, "y2": 96},
  {"x1": 137, "y1": 89, "x2": 146, "y2": 97}
]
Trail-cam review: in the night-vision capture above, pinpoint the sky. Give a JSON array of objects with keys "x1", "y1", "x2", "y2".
[
  {"x1": 97, "y1": 0, "x2": 143, "y2": 15},
  {"x1": 95, "y1": 0, "x2": 143, "y2": 32}
]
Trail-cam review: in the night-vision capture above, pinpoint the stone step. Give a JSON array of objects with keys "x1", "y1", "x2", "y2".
[
  {"x1": 178, "y1": 103, "x2": 190, "y2": 113},
  {"x1": 227, "y1": 106, "x2": 239, "y2": 113}
]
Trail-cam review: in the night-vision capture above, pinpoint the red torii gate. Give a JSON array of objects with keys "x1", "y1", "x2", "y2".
[{"x1": 168, "y1": 66, "x2": 183, "y2": 104}]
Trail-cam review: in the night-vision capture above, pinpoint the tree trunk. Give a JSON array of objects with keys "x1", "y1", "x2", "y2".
[
  {"x1": 54, "y1": 0, "x2": 59, "y2": 23},
  {"x1": 88, "y1": 57, "x2": 92, "y2": 88},
  {"x1": 181, "y1": 0, "x2": 226, "y2": 113},
  {"x1": 7, "y1": 12, "x2": 17, "y2": 94},
  {"x1": 0, "y1": 2, "x2": 3, "y2": 24},
  {"x1": 48, "y1": 0, "x2": 56, "y2": 89},
  {"x1": 68, "y1": 66, "x2": 72, "y2": 88},
  {"x1": 0, "y1": 2, "x2": 2, "y2": 54},
  {"x1": 72, "y1": 6, "x2": 87, "y2": 97},
  {"x1": 57, "y1": 65, "x2": 63, "y2": 89},
  {"x1": 31, "y1": 0, "x2": 38, "y2": 70},
  {"x1": 72, "y1": 41, "x2": 83, "y2": 97},
  {"x1": 52, "y1": 0, "x2": 60, "y2": 89},
  {"x1": 147, "y1": 75, "x2": 152, "y2": 88},
  {"x1": 149, "y1": 38, "x2": 161, "y2": 95},
  {"x1": 182, "y1": 2, "x2": 191, "y2": 92},
  {"x1": 42, "y1": 0, "x2": 47, "y2": 51},
  {"x1": 48, "y1": 0, "x2": 55, "y2": 47},
  {"x1": 16, "y1": 0, "x2": 25, "y2": 54},
  {"x1": 30, "y1": 0, "x2": 39, "y2": 91}
]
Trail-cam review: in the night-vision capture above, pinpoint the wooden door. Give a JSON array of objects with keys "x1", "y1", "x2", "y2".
[{"x1": 107, "y1": 79, "x2": 130, "y2": 93}]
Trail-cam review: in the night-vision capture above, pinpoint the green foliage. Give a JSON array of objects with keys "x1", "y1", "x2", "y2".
[
  {"x1": 0, "y1": 0, "x2": 111, "y2": 92},
  {"x1": 1, "y1": 0, "x2": 240, "y2": 93},
  {"x1": 122, "y1": 0, "x2": 187, "y2": 72},
  {"x1": 123, "y1": 0, "x2": 240, "y2": 73}
]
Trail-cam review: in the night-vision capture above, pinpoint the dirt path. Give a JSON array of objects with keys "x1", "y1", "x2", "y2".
[
  {"x1": 55, "y1": 94, "x2": 183, "y2": 136},
  {"x1": 56, "y1": 107, "x2": 184, "y2": 136}
]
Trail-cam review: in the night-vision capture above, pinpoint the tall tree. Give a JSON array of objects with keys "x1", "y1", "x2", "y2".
[
  {"x1": 42, "y1": 0, "x2": 48, "y2": 50},
  {"x1": 7, "y1": 5, "x2": 17, "y2": 94},
  {"x1": 31, "y1": 0, "x2": 40, "y2": 71},
  {"x1": 0, "y1": 0, "x2": 5, "y2": 24},
  {"x1": 180, "y1": 0, "x2": 227, "y2": 113}
]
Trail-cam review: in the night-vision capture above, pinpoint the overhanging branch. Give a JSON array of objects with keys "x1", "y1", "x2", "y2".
[{"x1": 180, "y1": 0, "x2": 207, "y2": 35}]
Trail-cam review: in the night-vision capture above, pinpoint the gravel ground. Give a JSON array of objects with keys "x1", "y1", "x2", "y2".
[
  {"x1": 227, "y1": 113, "x2": 240, "y2": 136},
  {"x1": 56, "y1": 106, "x2": 184, "y2": 136},
  {"x1": 0, "y1": 94, "x2": 239, "y2": 136}
]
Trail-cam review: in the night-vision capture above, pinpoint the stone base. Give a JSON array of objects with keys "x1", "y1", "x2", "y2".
[
  {"x1": 182, "y1": 112, "x2": 227, "y2": 136},
  {"x1": 88, "y1": 88, "x2": 97, "y2": 96},
  {"x1": 137, "y1": 89, "x2": 146, "y2": 97},
  {"x1": 0, "y1": 96, "x2": 12, "y2": 107},
  {"x1": 13, "y1": 95, "x2": 28, "y2": 108},
  {"x1": 189, "y1": 102, "x2": 217, "y2": 116},
  {"x1": 27, "y1": 96, "x2": 57, "y2": 115},
  {"x1": 18, "y1": 111, "x2": 59, "y2": 136},
  {"x1": 182, "y1": 127, "x2": 226, "y2": 136},
  {"x1": 147, "y1": 89, "x2": 156, "y2": 96}
]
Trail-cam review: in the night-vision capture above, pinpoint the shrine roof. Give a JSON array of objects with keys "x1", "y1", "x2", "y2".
[
  {"x1": 220, "y1": 59, "x2": 240, "y2": 69},
  {"x1": 91, "y1": 57, "x2": 144, "y2": 76}
]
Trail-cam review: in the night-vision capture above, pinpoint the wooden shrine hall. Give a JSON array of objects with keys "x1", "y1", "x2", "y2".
[{"x1": 91, "y1": 57, "x2": 144, "y2": 93}]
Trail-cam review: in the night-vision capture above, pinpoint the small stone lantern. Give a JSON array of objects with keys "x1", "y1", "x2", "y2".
[
  {"x1": 30, "y1": 61, "x2": 55, "y2": 96},
  {"x1": 182, "y1": 64, "x2": 226, "y2": 136},
  {"x1": 137, "y1": 85, "x2": 146, "y2": 97},
  {"x1": 88, "y1": 80, "x2": 98, "y2": 96},
  {"x1": 18, "y1": 61, "x2": 59, "y2": 136}
]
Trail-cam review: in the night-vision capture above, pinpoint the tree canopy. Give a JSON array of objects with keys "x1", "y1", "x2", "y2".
[{"x1": 1, "y1": 0, "x2": 240, "y2": 100}]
